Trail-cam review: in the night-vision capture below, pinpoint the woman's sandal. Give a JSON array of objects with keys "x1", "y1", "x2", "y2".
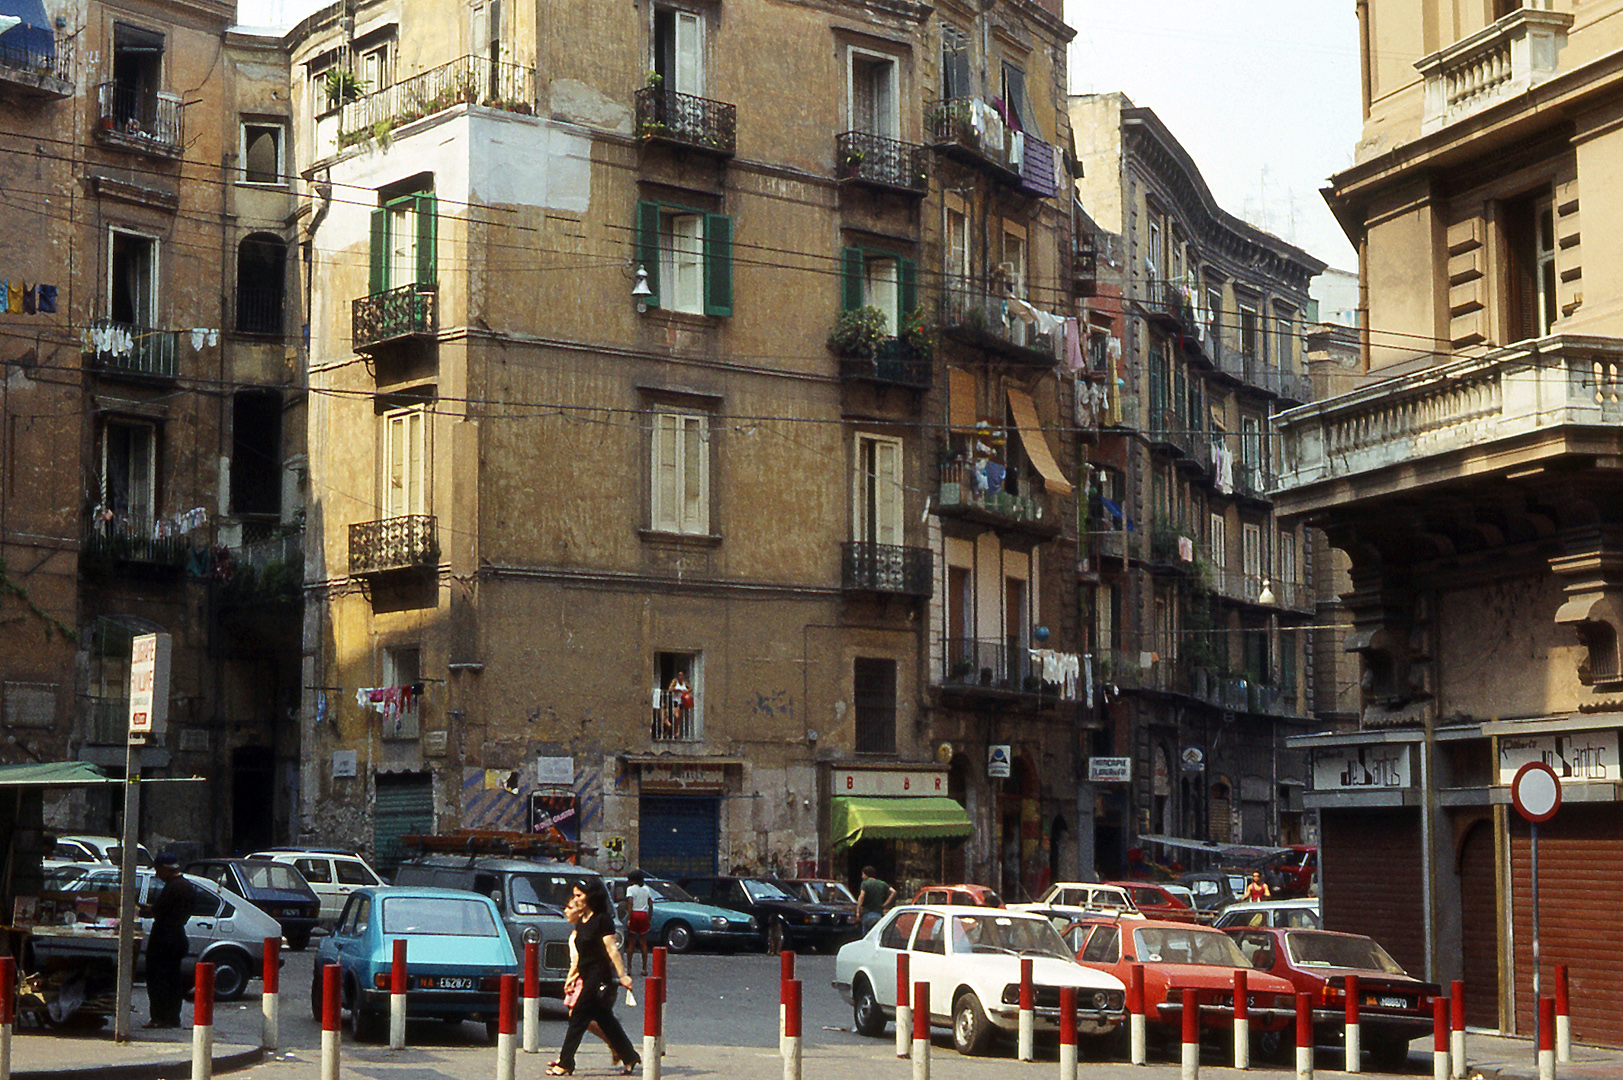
[
  {"x1": 545, "y1": 1064, "x2": 572, "y2": 1076},
  {"x1": 617, "y1": 1063, "x2": 640, "y2": 1076}
]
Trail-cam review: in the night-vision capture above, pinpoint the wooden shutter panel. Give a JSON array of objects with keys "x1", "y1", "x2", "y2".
[
  {"x1": 636, "y1": 201, "x2": 662, "y2": 309},
  {"x1": 414, "y1": 194, "x2": 437, "y2": 286},
  {"x1": 841, "y1": 247, "x2": 864, "y2": 311},
  {"x1": 652, "y1": 414, "x2": 676, "y2": 530},
  {"x1": 899, "y1": 257, "x2": 917, "y2": 320},
  {"x1": 704, "y1": 213, "x2": 733, "y2": 317},
  {"x1": 369, "y1": 208, "x2": 388, "y2": 294},
  {"x1": 876, "y1": 439, "x2": 901, "y2": 545}
]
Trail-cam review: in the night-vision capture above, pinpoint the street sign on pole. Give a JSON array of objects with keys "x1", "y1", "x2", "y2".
[
  {"x1": 1511, "y1": 760, "x2": 1562, "y2": 1059},
  {"x1": 128, "y1": 632, "x2": 171, "y2": 744}
]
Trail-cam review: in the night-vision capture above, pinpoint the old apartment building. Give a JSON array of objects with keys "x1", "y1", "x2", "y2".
[
  {"x1": 286, "y1": 0, "x2": 1086, "y2": 893},
  {"x1": 0, "y1": 0, "x2": 306, "y2": 851},
  {"x1": 1070, "y1": 93, "x2": 1324, "y2": 876},
  {"x1": 1278, "y1": 0, "x2": 1623, "y2": 1047}
]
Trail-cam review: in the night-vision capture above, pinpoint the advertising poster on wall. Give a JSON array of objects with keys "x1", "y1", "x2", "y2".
[{"x1": 529, "y1": 792, "x2": 579, "y2": 847}]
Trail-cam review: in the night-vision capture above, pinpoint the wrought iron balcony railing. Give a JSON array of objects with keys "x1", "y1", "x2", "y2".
[
  {"x1": 349, "y1": 515, "x2": 438, "y2": 576},
  {"x1": 81, "y1": 520, "x2": 188, "y2": 573},
  {"x1": 937, "y1": 461, "x2": 1060, "y2": 534},
  {"x1": 925, "y1": 97, "x2": 1057, "y2": 196},
  {"x1": 938, "y1": 286, "x2": 1058, "y2": 363},
  {"x1": 837, "y1": 336, "x2": 931, "y2": 389},
  {"x1": 842, "y1": 541, "x2": 932, "y2": 598},
  {"x1": 95, "y1": 82, "x2": 184, "y2": 155},
  {"x1": 0, "y1": 32, "x2": 71, "y2": 96},
  {"x1": 338, "y1": 54, "x2": 537, "y2": 141},
  {"x1": 352, "y1": 284, "x2": 437, "y2": 352},
  {"x1": 86, "y1": 319, "x2": 179, "y2": 379},
  {"x1": 836, "y1": 130, "x2": 928, "y2": 193},
  {"x1": 634, "y1": 85, "x2": 736, "y2": 156}
]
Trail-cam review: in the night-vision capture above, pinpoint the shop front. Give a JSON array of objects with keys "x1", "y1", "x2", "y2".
[{"x1": 826, "y1": 764, "x2": 971, "y2": 899}]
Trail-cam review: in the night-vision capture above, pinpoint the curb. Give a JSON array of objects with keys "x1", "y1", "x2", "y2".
[{"x1": 12, "y1": 1045, "x2": 265, "y2": 1080}]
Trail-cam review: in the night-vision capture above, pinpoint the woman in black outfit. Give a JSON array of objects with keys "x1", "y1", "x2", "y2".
[{"x1": 549, "y1": 880, "x2": 640, "y2": 1076}]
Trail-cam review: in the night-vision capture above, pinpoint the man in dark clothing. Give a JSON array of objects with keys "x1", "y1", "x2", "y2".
[
  {"x1": 140, "y1": 853, "x2": 194, "y2": 1028},
  {"x1": 857, "y1": 865, "x2": 896, "y2": 934}
]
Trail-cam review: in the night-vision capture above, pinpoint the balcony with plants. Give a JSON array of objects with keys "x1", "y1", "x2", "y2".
[
  {"x1": 936, "y1": 454, "x2": 1062, "y2": 540},
  {"x1": 349, "y1": 515, "x2": 438, "y2": 577},
  {"x1": 925, "y1": 98, "x2": 1057, "y2": 198},
  {"x1": 829, "y1": 305, "x2": 933, "y2": 390},
  {"x1": 836, "y1": 130, "x2": 929, "y2": 194},
  {"x1": 353, "y1": 283, "x2": 438, "y2": 353},
  {"x1": 335, "y1": 55, "x2": 536, "y2": 149},
  {"x1": 80, "y1": 519, "x2": 188, "y2": 578},
  {"x1": 841, "y1": 540, "x2": 932, "y2": 598},
  {"x1": 938, "y1": 637, "x2": 1076, "y2": 703},
  {"x1": 938, "y1": 285, "x2": 1059, "y2": 366},
  {"x1": 0, "y1": 24, "x2": 71, "y2": 98},
  {"x1": 634, "y1": 74, "x2": 735, "y2": 157}
]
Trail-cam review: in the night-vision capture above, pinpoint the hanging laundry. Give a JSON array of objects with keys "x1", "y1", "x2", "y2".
[
  {"x1": 37, "y1": 285, "x2": 56, "y2": 314},
  {"x1": 6, "y1": 281, "x2": 21, "y2": 314},
  {"x1": 23, "y1": 286, "x2": 35, "y2": 315},
  {"x1": 207, "y1": 329, "x2": 219, "y2": 347},
  {"x1": 0, "y1": 280, "x2": 8, "y2": 311},
  {"x1": 1178, "y1": 535, "x2": 1194, "y2": 562},
  {"x1": 191, "y1": 328, "x2": 206, "y2": 351},
  {"x1": 1063, "y1": 318, "x2": 1085, "y2": 373}
]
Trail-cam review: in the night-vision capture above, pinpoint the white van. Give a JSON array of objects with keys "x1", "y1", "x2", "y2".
[{"x1": 246, "y1": 848, "x2": 385, "y2": 923}]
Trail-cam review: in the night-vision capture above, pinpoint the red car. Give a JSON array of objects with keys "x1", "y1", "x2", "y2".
[
  {"x1": 1103, "y1": 881, "x2": 1200, "y2": 922},
  {"x1": 1250, "y1": 846, "x2": 1318, "y2": 899},
  {"x1": 1065, "y1": 917, "x2": 1297, "y2": 1047},
  {"x1": 1226, "y1": 926, "x2": 1438, "y2": 1071},
  {"x1": 910, "y1": 883, "x2": 1002, "y2": 907}
]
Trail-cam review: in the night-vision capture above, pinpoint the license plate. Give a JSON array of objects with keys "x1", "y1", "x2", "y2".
[
  {"x1": 1377, "y1": 996, "x2": 1408, "y2": 1009},
  {"x1": 434, "y1": 976, "x2": 474, "y2": 990}
]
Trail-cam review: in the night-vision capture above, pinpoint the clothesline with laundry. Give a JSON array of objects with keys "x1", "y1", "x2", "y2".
[
  {"x1": 0, "y1": 279, "x2": 58, "y2": 314},
  {"x1": 355, "y1": 684, "x2": 428, "y2": 729}
]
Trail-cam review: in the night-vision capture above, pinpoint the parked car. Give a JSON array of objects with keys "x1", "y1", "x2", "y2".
[
  {"x1": 1064, "y1": 917, "x2": 1297, "y2": 1048},
  {"x1": 677, "y1": 875, "x2": 855, "y2": 954},
  {"x1": 391, "y1": 854, "x2": 589, "y2": 996},
  {"x1": 604, "y1": 874, "x2": 758, "y2": 953},
  {"x1": 779, "y1": 878, "x2": 860, "y2": 918},
  {"x1": 1211, "y1": 898, "x2": 1322, "y2": 930},
  {"x1": 1008, "y1": 882, "x2": 1142, "y2": 920},
  {"x1": 1241, "y1": 846, "x2": 1319, "y2": 899},
  {"x1": 186, "y1": 858, "x2": 322, "y2": 950},
  {"x1": 1178, "y1": 871, "x2": 1250, "y2": 919},
  {"x1": 247, "y1": 848, "x2": 387, "y2": 923},
  {"x1": 312, "y1": 886, "x2": 518, "y2": 1042},
  {"x1": 910, "y1": 883, "x2": 1003, "y2": 907},
  {"x1": 43, "y1": 835, "x2": 152, "y2": 869},
  {"x1": 37, "y1": 867, "x2": 282, "y2": 1001},
  {"x1": 1227, "y1": 925, "x2": 1438, "y2": 1070},
  {"x1": 1103, "y1": 881, "x2": 1200, "y2": 922},
  {"x1": 834, "y1": 905, "x2": 1127, "y2": 1056}
]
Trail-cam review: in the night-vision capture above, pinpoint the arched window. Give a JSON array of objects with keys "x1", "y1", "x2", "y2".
[{"x1": 236, "y1": 233, "x2": 286, "y2": 335}]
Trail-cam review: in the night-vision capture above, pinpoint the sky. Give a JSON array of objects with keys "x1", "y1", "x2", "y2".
[{"x1": 234, "y1": 0, "x2": 1362, "y2": 269}]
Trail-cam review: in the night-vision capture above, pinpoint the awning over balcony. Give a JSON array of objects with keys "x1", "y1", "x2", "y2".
[
  {"x1": 830, "y1": 795, "x2": 973, "y2": 850},
  {"x1": 1007, "y1": 387, "x2": 1072, "y2": 495}
]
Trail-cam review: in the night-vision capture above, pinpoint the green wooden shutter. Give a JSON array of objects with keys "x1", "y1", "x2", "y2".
[
  {"x1": 899, "y1": 257, "x2": 917, "y2": 320},
  {"x1": 704, "y1": 213, "x2": 733, "y2": 318},
  {"x1": 841, "y1": 246, "x2": 864, "y2": 311},
  {"x1": 636, "y1": 201, "x2": 662, "y2": 309},
  {"x1": 369, "y1": 208, "x2": 387, "y2": 294},
  {"x1": 414, "y1": 194, "x2": 437, "y2": 286}
]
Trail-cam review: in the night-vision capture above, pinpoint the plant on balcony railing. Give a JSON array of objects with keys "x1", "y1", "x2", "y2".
[
  {"x1": 352, "y1": 284, "x2": 437, "y2": 351},
  {"x1": 634, "y1": 83, "x2": 736, "y2": 155},
  {"x1": 925, "y1": 97, "x2": 1016, "y2": 173},
  {"x1": 338, "y1": 55, "x2": 536, "y2": 143},
  {"x1": 836, "y1": 130, "x2": 929, "y2": 191},
  {"x1": 830, "y1": 307, "x2": 934, "y2": 388},
  {"x1": 349, "y1": 515, "x2": 438, "y2": 575},
  {"x1": 841, "y1": 541, "x2": 931, "y2": 597}
]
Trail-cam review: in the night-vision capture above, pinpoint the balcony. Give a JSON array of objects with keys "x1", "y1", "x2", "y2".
[
  {"x1": 838, "y1": 337, "x2": 931, "y2": 390},
  {"x1": 0, "y1": 32, "x2": 71, "y2": 97},
  {"x1": 86, "y1": 319, "x2": 179, "y2": 380},
  {"x1": 1242, "y1": 355, "x2": 1313, "y2": 403},
  {"x1": 940, "y1": 638, "x2": 1072, "y2": 701},
  {"x1": 937, "y1": 461, "x2": 1061, "y2": 539},
  {"x1": 836, "y1": 131, "x2": 928, "y2": 194},
  {"x1": 338, "y1": 55, "x2": 536, "y2": 146},
  {"x1": 81, "y1": 521, "x2": 188, "y2": 577},
  {"x1": 352, "y1": 284, "x2": 438, "y2": 353},
  {"x1": 1233, "y1": 461, "x2": 1275, "y2": 502},
  {"x1": 1148, "y1": 525, "x2": 1198, "y2": 573},
  {"x1": 1070, "y1": 233, "x2": 1098, "y2": 298},
  {"x1": 1416, "y1": 6, "x2": 1573, "y2": 135},
  {"x1": 938, "y1": 286, "x2": 1058, "y2": 366},
  {"x1": 95, "y1": 83, "x2": 184, "y2": 157},
  {"x1": 349, "y1": 515, "x2": 438, "y2": 577},
  {"x1": 634, "y1": 85, "x2": 736, "y2": 157},
  {"x1": 1142, "y1": 279, "x2": 1201, "y2": 340},
  {"x1": 1209, "y1": 565, "x2": 1270, "y2": 606},
  {"x1": 925, "y1": 98, "x2": 1056, "y2": 197},
  {"x1": 841, "y1": 541, "x2": 932, "y2": 598}
]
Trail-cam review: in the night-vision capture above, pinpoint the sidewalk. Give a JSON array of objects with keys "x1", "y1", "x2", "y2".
[{"x1": 6, "y1": 1022, "x2": 261, "y2": 1080}]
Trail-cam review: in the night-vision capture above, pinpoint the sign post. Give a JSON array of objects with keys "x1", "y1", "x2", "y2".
[
  {"x1": 116, "y1": 631, "x2": 171, "y2": 1041},
  {"x1": 1510, "y1": 761, "x2": 1561, "y2": 1059}
]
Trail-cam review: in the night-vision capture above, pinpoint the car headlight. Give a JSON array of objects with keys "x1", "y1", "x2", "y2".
[
  {"x1": 522, "y1": 926, "x2": 542, "y2": 944},
  {"x1": 711, "y1": 916, "x2": 728, "y2": 929},
  {"x1": 747, "y1": 917, "x2": 759, "y2": 930},
  {"x1": 1090, "y1": 990, "x2": 1110, "y2": 1010}
]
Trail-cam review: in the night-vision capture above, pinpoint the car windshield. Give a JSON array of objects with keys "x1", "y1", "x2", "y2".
[
  {"x1": 381, "y1": 896, "x2": 500, "y2": 936},
  {"x1": 1134, "y1": 927, "x2": 1251, "y2": 967},
  {"x1": 647, "y1": 880, "x2": 694, "y2": 902},
  {"x1": 743, "y1": 879, "x2": 795, "y2": 902},
  {"x1": 1286, "y1": 932, "x2": 1405, "y2": 974},
  {"x1": 512, "y1": 872, "x2": 597, "y2": 912},
  {"x1": 948, "y1": 914, "x2": 1072, "y2": 960},
  {"x1": 240, "y1": 863, "x2": 307, "y2": 891},
  {"x1": 806, "y1": 881, "x2": 855, "y2": 905}
]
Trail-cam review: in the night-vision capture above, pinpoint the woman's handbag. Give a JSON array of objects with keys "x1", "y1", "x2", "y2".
[{"x1": 563, "y1": 977, "x2": 582, "y2": 1009}]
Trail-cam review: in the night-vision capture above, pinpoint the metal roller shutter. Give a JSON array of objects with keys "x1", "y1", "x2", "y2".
[
  {"x1": 639, "y1": 795, "x2": 718, "y2": 879},
  {"x1": 1457, "y1": 818, "x2": 1499, "y2": 1029},
  {"x1": 1321, "y1": 808, "x2": 1425, "y2": 977},
  {"x1": 1510, "y1": 805, "x2": 1623, "y2": 1047},
  {"x1": 374, "y1": 772, "x2": 435, "y2": 875}
]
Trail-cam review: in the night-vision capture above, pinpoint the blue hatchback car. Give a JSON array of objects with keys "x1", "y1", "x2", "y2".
[
  {"x1": 605, "y1": 875, "x2": 759, "y2": 953},
  {"x1": 311, "y1": 886, "x2": 519, "y2": 1042}
]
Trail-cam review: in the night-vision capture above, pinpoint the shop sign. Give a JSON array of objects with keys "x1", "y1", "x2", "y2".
[
  {"x1": 988, "y1": 744, "x2": 1011, "y2": 778},
  {"x1": 1497, "y1": 731, "x2": 1619, "y2": 785},
  {"x1": 332, "y1": 750, "x2": 357, "y2": 778},
  {"x1": 1311, "y1": 744, "x2": 1412, "y2": 790},
  {"x1": 1088, "y1": 757, "x2": 1131, "y2": 782},
  {"x1": 1180, "y1": 747, "x2": 1205, "y2": 774},
  {"x1": 128, "y1": 632, "x2": 171, "y2": 742},
  {"x1": 640, "y1": 761, "x2": 729, "y2": 792},
  {"x1": 529, "y1": 792, "x2": 579, "y2": 844},
  {"x1": 833, "y1": 767, "x2": 948, "y2": 796}
]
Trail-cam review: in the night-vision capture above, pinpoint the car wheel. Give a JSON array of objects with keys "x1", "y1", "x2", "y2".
[
  {"x1": 310, "y1": 968, "x2": 324, "y2": 1021},
  {"x1": 345, "y1": 978, "x2": 382, "y2": 1043},
  {"x1": 766, "y1": 920, "x2": 785, "y2": 955},
  {"x1": 484, "y1": 1018, "x2": 500, "y2": 1045},
  {"x1": 852, "y1": 977, "x2": 885, "y2": 1038},
  {"x1": 286, "y1": 929, "x2": 311, "y2": 952},
  {"x1": 663, "y1": 922, "x2": 694, "y2": 954},
  {"x1": 209, "y1": 950, "x2": 251, "y2": 1002},
  {"x1": 1254, "y1": 1026, "x2": 1289, "y2": 1063},
  {"x1": 1367, "y1": 1032, "x2": 1413, "y2": 1072},
  {"x1": 952, "y1": 992, "x2": 991, "y2": 1056}
]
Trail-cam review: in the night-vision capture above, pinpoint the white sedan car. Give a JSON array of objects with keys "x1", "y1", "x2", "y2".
[{"x1": 833, "y1": 905, "x2": 1127, "y2": 1055}]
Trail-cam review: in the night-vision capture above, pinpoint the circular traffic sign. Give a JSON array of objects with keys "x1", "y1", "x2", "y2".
[{"x1": 1511, "y1": 761, "x2": 1562, "y2": 823}]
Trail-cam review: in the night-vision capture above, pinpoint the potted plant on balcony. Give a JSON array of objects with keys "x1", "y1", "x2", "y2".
[
  {"x1": 324, "y1": 68, "x2": 366, "y2": 110},
  {"x1": 899, "y1": 306, "x2": 936, "y2": 361},
  {"x1": 827, "y1": 305, "x2": 888, "y2": 360}
]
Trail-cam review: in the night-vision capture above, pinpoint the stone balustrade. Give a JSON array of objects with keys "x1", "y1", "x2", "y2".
[{"x1": 1416, "y1": 5, "x2": 1573, "y2": 134}]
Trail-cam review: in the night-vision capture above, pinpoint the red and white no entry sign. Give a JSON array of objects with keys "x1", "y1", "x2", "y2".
[{"x1": 1511, "y1": 760, "x2": 1562, "y2": 823}]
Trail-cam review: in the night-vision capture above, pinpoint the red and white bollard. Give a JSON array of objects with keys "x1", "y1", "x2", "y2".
[
  {"x1": 643, "y1": 976, "x2": 662, "y2": 1080},
  {"x1": 389, "y1": 938, "x2": 407, "y2": 1049},
  {"x1": 895, "y1": 953, "x2": 911, "y2": 1059},
  {"x1": 2, "y1": 954, "x2": 16, "y2": 1080},
  {"x1": 652, "y1": 946, "x2": 668, "y2": 1057},
  {"x1": 911, "y1": 982, "x2": 930, "y2": 1080},
  {"x1": 1343, "y1": 974, "x2": 1360, "y2": 1074},
  {"x1": 1181, "y1": 988, "x2": 1200, "y2": 1080},
  {"x1": 1538, "y1": 997, "x2": 1555, "y2": 1080},
  {"x1": 1018, "y1": 956, "x2": 1035, "y2": 1061},
  {"x1": 1432, "y1": 997, "x2": 1449, "y2": 1080},
  {"x1": 782, "y1": 979, "x2": 802, "y2": 1080},
  {"x1": 192, "y1": 962, "x2": 215, "y2": 1080},
  {"x1": 1234, "y1": 970, "x2": 1250, "y2": 1070},
  {"x1": 495, "y1": 974, "x2": 516, "y2": 1080},
  {"x1": 522, "y1": 941, "x2": 539, "y2": 1054},
  {"x1": 321, "y1": 963, "x2": 341, "y2": 1080},
  {"x1": 1450, "y1": 981, "x2": 1466, "y2": 1079},
  {"x1": 779, "y1": 950, "x2": 793, "y2": 1058},
  {"x1": 1297, "y1": 991, "x2": 1314, "y2": 1080},
  {"x1": 262, "y1": 938, "x2": 280, "y2": 1051},
  {"x1": 1059, "y1": 986, "x2": 1077, "y2": 1080},
  {"x1": 1555, "y1": 965, "x2": 1571, "y2": 1065},
  {"x1": 1129, "y1": 963, "x2": 1147, "y2": 1066}
]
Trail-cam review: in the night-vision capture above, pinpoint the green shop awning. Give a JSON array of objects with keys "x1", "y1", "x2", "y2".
[
  {"x1": 0, "y1": 761, "x2": 116, "y2": 787},
  {"x1": 830, "y1": 795, "x2": 972, "y2": 850}
]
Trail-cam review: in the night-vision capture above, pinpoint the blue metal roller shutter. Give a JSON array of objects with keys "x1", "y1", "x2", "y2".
[{"x1": 639, "y1": 795, "x2": 719, "y2": 879}]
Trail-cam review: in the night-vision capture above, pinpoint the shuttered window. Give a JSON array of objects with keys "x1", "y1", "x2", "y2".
[
  {"x1": 368, "y1": 193, "x2": 436, "y2": 294},
  {"x1": 853, "y1": 657, "x2": 897, "y2": 754},
  {"x1": 651, "y1": 410, "x2": 709, "y2": 535},
  {"x1": 840, "y1": 245, "x2": 917, "y2": 333},
  {"x1": 383, "y1": 408, "x2": 426, "y2": 518},
  {"x1": 854, "y1": 433, "x2": 903, "y2": 545},
  {"x1": 635, "y1": 201, "x2": 733, "y2": 316}
]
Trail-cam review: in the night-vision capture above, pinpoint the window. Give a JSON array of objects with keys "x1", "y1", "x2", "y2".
[
  {"x1": 945, "y1": 206, "x2": 969, "y2": 290},
  {"x1": 853, "y1": 657, "x2": 896, "y2": 754},
  {"x1": 1146, "y1": 218, "x2": 1162, "y2": 278},
  {"x1": 854, "y1": 434, "x2": 903, "y2": 545},
  {"x1": 1002, "y1": 228, "x2": 1027, "y2": 298},
  {"x1": 241, "y1": 123, "x2": 284, "y2": 185},
  {"x1": 1000, "y1": 60, "x2": 1036, "y2": 137},
  {"x1": 368, "y1": 193, "x2": 437, "y2": 294},
  {"x1": 1274, "y1": 306, "x2": 1296, "y2": 371},
  {"x1": 295, "y1": 858, "x2": 332, "y2": 884},
  {"x1": 914, "y1": 912, "x2": 944, "y2": 954},
  {"x1": 1210, "y1": 512, "x2": 1227, "y2": 571},
  {"x1": 360, "y1": 43, "x2": 390, "y2": 95},
  {"x1": 635, "y1": 202, "x2": 733, "y2": 316},
  {"x1": 102, "y1": 420, "x2": 156, "y2": 527},
  {"x1": 650, "y1": 409, "x2": 709, "y2": 534},
  {"x1": 235, "y1": 234, "x2": 286, "y2": 335},
  {"x1": 382, "y1": 645, "x2": 420, "y2": 739},
  {"x1": 652, "y1": 6, "x2": 704, "y2": 96},
  {"x1": 109, "y1": 23, "x2": 164, "y2": 129},
  {"x1": 1240, "y1": 414, "x2": 1261, "y2": 469},
  {"x1": 230, "y1": 390, "x2": 282, "y2": 517},
  {"x1": 1238, "y1": 302, "x2": 1258, "y2": 358},
  {"x1": 653, "y1": 650, "x2": 702, "y2": 741},
  {"x1": 842, "y1": 247, "x2": 916, "y2": 333},
  {"x1": 1242, "y1": 523, "x2": 1263, "y2": 586},
  {"x1": 109, "y1": 230, "x2": 157, "y2": 326},
  {"x1": 1505, "y1": 191, "x2": 1557, "y2": 342},
  {"x1": 383, "y1": 407, "x2": 427, "y2": 518},
  {"x1": 849, "y1": 51, "x2": 897, "y2": 139},
  {"x1": 1279, "y1": 532, "x2": 1296, "y2": 592},
  {"x1": 1206, "y1": 285, "x2": 1223, "y2": 341},
  {"x1": 1096, "y1": 582, "x2": 1116, "y2": 653},
  {"x1": 941, "y1": 25, "x2": 971, "y2": 100}
]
